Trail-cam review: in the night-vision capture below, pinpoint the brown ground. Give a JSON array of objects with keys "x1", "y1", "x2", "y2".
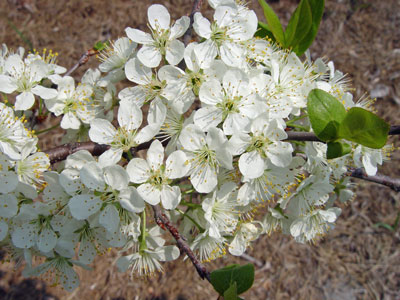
[{"x1": 1, "y1": 0, "x2": 400, "y2": 299}]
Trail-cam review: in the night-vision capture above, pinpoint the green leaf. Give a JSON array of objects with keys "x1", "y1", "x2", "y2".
[
  {"x1": 307, "y1": 89, "x2": 346, "y2": 141},
  {"x1": 255, "y1": 21, "x2": 276, "y2": 42},
  {"x1": 210, "y1": 264, "x2": 255, "y2": 296},
  {"x1": 223, "y1": 282, "x2": 238, "y2": 300},
  {"x1": 294, "y1": 0, "x2": 325, "y2": 55},
  {"x1": 326, "y1": 141, "x2": 352, "y2": 159},
  {"x1": 258, "y1": 0, "x2": 285, "y2": 46},
  {"x1": 338, "y1": 107, "x2": 389, "y2": 148},
  {"x1": 285, "y1": 0, "x2": 312, "y2": 49}
]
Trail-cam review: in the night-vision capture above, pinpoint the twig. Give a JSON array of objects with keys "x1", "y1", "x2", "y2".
[
  {"x1": 240, "y1": 253, "x2": 264, "y2": 268},
  {"x1": 183, "y1": 0, "x2": 204, "y2": 46},
  {"x1": 349, "y1": 168, "x2": 400, "y2": 192},
  {"x1": 152, "y1": 205, "x2": 211, "y2": 282},
  {"x1": 45, "y1": 142, "x2": 110, "y2": 164},
  {"x1": 65, "y1": 48, "x2": 98, "y2": 77}
]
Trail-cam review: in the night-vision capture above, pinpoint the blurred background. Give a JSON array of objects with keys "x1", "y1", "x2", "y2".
[{"x1": 0, "y1": 0, "x2": 399, "y2": 299}]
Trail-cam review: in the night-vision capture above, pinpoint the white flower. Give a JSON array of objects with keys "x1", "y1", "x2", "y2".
[
  {"x1": 202, "y1": 182, "x2": 238, "y2": 238},
  {"x1": 0, "y1": 102, "x2": 37, "y2": 160},
  {"x1": 179, "y1": 125, "x2": 232, "y2": 193},
  {"x1": 353, "y1": 144, "x2": 391, "y2": 176},
  {"x1": 98, "y1": 37, "x2": 137, "y2": 83},
  {"x1": 23, "y1": 255, "x2": 82, "y2": 291},
  {"x1": 89, "y1": 100, "x2": 159, "y2": 166},
  {"x1": 117, "y1": 245, "x2": 180, "y2": 276},
  {"x1": 191, "y1": 230, "x2": 226, "y2": 262},
  {"x1": 0, "y1": 54, "x2": 58, "y2": 110},
  {"x1": 195, "y1": 69, "x2": 266, "y2": 134},
  {"x1": 230, "y1": 116, "x2": 293, "y2": 178},
  {"x1": 119, "y1": 57, "x2": 167, "y2": 108},
  {"x1": 193, "y1": 5, "x2": 257, "y2": 68},
  {"x1": 228, "y1": 221, "x2": 262, "y2": 256},
  {"x1": 45, "y1": 76, "x2": 96, "y2": 129},
  {"x1": 125, "y1": 4, "x2": 189, "y2": 68},
  {"x1": 16, "y1": 144, "x2": 49, "y2": 188},
  {"x1": 290, "y1": 207, "x2": 341, "y2": 243},
  {"x1": 127, "y1": 140, "x2": 189, "y2": 209}
]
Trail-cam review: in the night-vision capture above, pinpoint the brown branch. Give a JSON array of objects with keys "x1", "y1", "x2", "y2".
[
  {"x1": 183, "y1": 0, "x2": 204, "y2": 46},
  {"x1": 45, "y1": 142, "x2": 110, "y2": 164},
  {"x1": 152, "y1": 205, "x2": 211, "y2": 282},
  {"x1": 65, "y1": 48, "x2": 98, "y2": 77},
  {"x1": 350, "y1": 168, "x2": 400, "y2": 192}
]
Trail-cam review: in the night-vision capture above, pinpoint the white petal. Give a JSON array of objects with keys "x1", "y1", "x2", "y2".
[
  {"x1": 99, "y1": 204, "x2": 120, "y2": 233},
  {"x1": 134, "y1": 123, "x2": 159, "y2": 144},
  {"x1": 124, "y1": 57, "x2": 152, "y2": 85},
  {"x1": 119, "y1": 187, "x2": 145, "y2": 213},
  {"x1": 362, "y1": 154, "x2": 378, "y2": 176},
  {"x1": 15, "y1": 91, "x2": 35, "y2": 110},
  {"x1": 166, "y1": 40, "x2": 185, "y2": 66},
  {"x1": 179, "y1": 124, "x2": 206, "y2": 151},
  {"x1": 170, "y1": 16, "x2": 190, "y2": 39},
  {"x1": 147, "y1": 98, "x2": 167, "y2": 125},
  {"x1": 137, "y1": 45, "x2": 162, "y2": 68},
  {"x1": 147, "y1": 140, "x2": 164, "y2": 171},
  {"x1": 61, "y1": 112, "x2": 81, "y2": 130},
  {"x1": 165, "y1": 150, "x2": 190, "y2": 179},
  {"x1": 0, "y1": 194, "x2": 18, "y2": 218},
  {"x1": 137, "y1": 183, "x2": 161, "y2": 205},
  {"x1": 239, "y1": 151, "x2": 265, "y2": 179},
  {"x1": 125, "y1": 28, "x2": 153, "y2": 44},
  {"x1": 80, "y1": 162, "x2": 105, "y2": 191},
  {"x1": 193, "y1": 13, "x2": 211, "y2": 39},
  {"x1": 78, "y1": 239, "x2": 96, "y2": 264},
  {"x1": 194, "y1": 106, "x2": 222, "y2": 131},
  {"x1": 68, "y1": 194, "x2": 102, "y2": 220},
  {"x1": 0, "y1": 220, "x2": 8, "y2": 241},
  {"x1": 220, "y1": 41, "x2": 245, "y2": 67},
  {"x1": 118, "y1": 100, "x2": 142, "y2": 131},
  {"x1": 12, "y1": 223, "x2": 37, "y2": 248},
  {"x1": 98, "y1": 148, "x2": 123, "y2": 167},
  {"x1": 214, "y1": 5, "x2": 235, "y2": 27},
  {"x1": 37, "y1": 228, "x2": 57, "y2": 253},
  {"x1": 267, "y1": 142, "x2": 293, "y2": 168},
  {"x1": 118, "y1": 86, "x2": 147, "y2": 107},
  {"x1": 223, "y1": 113, "x2": 250, "y2": 135},
  {"x1": 161, "y1": 185, "x2": 181, "y2": 210},
  {"x1": 31, "y1": 85, "x2": 58, "y2": 99},
  {"x1": 190, "y1": 164, "x2": 217, "y2": 193},
  {"x1": 194, "y1": 39, "x2": 218, "y2": 69},
  {"x1": 148, "y1": 4, "x2": 170, "y2": 30},
  {"x1": 126, "y1": 158, "x2": 150, "y2": 183},
  {"x1": 89, "y1": 119, "x2": 116, "y2": 144},
  {"x1": 103, "y1": 165, "x2": 129, "y2": 190},
  {"x1": 0, "y1": 75, "x2": 16, "y2": 93},
  {"x1": 0, "y1": 171, "x2": 18, "y2": 193},
  {"x1": 153, "y1": 245, "x2": 180, "y2": 261},
  {"x1": 199, "y1": 80, "x2": 223, "y2": 105}
]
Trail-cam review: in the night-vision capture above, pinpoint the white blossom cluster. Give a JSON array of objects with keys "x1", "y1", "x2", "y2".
[{"x1": 0, "y1": 0, "x2": 392, "y2": 291}]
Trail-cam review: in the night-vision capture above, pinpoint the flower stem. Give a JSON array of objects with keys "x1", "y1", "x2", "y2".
[
  {"x1": 176, "y1": 208, "x2": 205, "y2": 232},
  {"x1": 35, "y1": 123, "x2": 60, "y2": 135},
  {"x1": 139, "y1": 209, "x2": 147, "y2": 252}
]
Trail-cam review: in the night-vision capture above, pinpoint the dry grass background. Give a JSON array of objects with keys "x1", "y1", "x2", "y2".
[{"x1": 0, "y1": 0, "x2": 400, "y2": 299}]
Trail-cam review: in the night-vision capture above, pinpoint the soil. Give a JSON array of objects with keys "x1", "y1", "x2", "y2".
[{"x1": 0, "y1": 0, "x2": 399, "y2": 299}]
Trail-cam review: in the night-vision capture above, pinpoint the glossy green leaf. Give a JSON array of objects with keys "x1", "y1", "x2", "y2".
[
  {"x1": 210, "y1": 264, "x2": 255, "y2": 296},
  {"x1": 294, "y1": 0, "x2": 325, "y2": 55},
  {"x1": 255, "y1": 21, "x2": 276, "y2": 42},
  {"x1": 326, "y1": 141, "x2": 352, "y2": 159},
  {"x1": 338, "y1": 107, "x2": 389, "y2": 148},
  {"x1": 307, "y1": 89, "x2": 346, "y2": 141},
  {"x1": 285, "y1": 0, "x2": 312, "y2": 49},
  {"x1": 223, "y1": 282, "x2": 238, "y2": 300},
  {"x1": 258, "y1": 0, "x2": 285, "y2": 45}
]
